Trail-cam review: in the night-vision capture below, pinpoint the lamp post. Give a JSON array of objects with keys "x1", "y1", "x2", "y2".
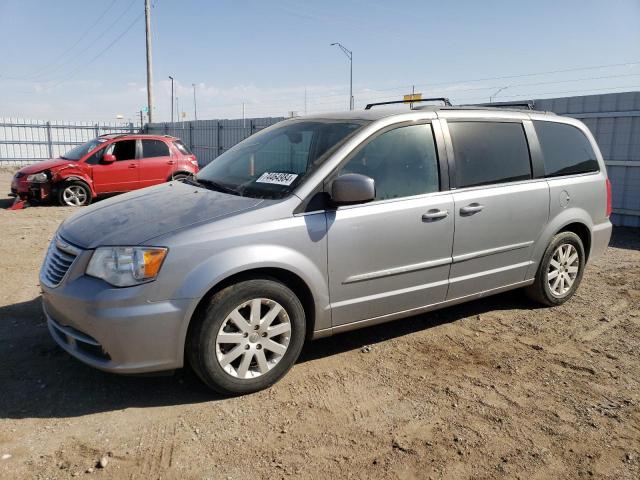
[
  {"x1": 168, "y1": 75, "x2": 174, "y2": 122},
  {"x1": 331, "y1": 42, "x2": 353, "y2": 110},
  {"x1": 192, "y1": 83, "x2": 198, "y2": 121}
]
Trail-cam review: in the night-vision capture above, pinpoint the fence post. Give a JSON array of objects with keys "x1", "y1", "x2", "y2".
[
  {"x1": 94, "y1": 123, "x2": 100, "y2": 138},
  {"x1": 189, "y1": 122, "x2": 194, "y2": 150},
  {"x1": 217, "y1": 122, "x2": 222, "y2": 158},
  {"x1": 249, "y1": 120, "x2": 255, "y2": 138},
  {"x1": 129, "y1": 122, "x2": 134, "y2": 133},
  {"x1": 45, "y1": 121, "x2": 54, "y2": 158}
]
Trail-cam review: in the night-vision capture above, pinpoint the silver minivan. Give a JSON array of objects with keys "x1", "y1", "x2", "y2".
[{"x1": 41, "y1": 100, "x2": 612, "y2": 394}]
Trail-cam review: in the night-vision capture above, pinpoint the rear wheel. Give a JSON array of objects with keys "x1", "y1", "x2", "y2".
[
  {"x1": 187, "y1": 279, "x2": 306, "y2": 395},
  {"x1": 526, "y1": 231, "x2": 585, "y2": 306},
  {"x1": 57, "y1": 181, "x2": 92, "y2": 207}
]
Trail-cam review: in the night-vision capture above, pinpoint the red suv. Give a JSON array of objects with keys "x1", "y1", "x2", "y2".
[{"x1": 10, "y1": 134, "x2": 199, "y2": 206}]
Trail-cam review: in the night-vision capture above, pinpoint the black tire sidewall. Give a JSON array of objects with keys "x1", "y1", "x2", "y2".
[
  {"x1": 57, "y1": 181, "x2": 92, "y2": 207},
  {"x1": 190, "y1": 279, "x2": 306, "y2": 395},
  {"x1": 539, "y1": 232, "x2": 585, "y2": 305}
]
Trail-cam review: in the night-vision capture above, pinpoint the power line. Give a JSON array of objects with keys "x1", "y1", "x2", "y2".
[
  {"x1": 13, "y1": 0, "x2": 118, "y2": 80},
  {"x1": 49, "y1": 12, "x2": 145, "y2": 88},
  {"x1": 302, "y1": 60, "x2": 640, "y2": 103},
  {"x1": 14, "y1": 0, "x2": 138, "y2": 83},
  {"x1": 198, "y1": 71, "x2": 640, "y2": 115}
]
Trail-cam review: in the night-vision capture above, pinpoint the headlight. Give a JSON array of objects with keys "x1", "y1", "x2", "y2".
[
  {"x1": 86, "y1": 246, "x2": 168, "y2": 287},
  {"x1": 26, "y1": 172, "x2": 48, "y2": 183}
]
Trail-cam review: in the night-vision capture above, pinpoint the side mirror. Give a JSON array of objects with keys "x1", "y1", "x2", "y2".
[
  {"x1": 102, "y1": 153, "x2": 116, "y2": 164},
  {"x1": 331, "y1": 173, "x2": 375, "y2": 205}
]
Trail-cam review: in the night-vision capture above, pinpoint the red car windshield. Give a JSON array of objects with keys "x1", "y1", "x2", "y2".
[{"x1": 60, "y1": 138, "x2": 107, "y2": 160}]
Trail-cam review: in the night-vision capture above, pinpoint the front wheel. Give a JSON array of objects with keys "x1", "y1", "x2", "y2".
[
  {"x1": 187, "y1": 279, "x2": 306, "y2": 395},
  {"x1": 57, "y1": 181, "x2": 92, "y2": 207},
  {"x1": 526, "y1": 231, "x2": 586, "y2": 306}
]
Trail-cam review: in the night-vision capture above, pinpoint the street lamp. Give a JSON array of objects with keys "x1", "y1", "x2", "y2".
[
  {"x1": 489, "y1": 86, "x2": 508, "y2": 103},
  {"x1": 331, "y1": 42, "x2": 353, "y2": 110},
  {"x1": 168, "y1": 75, "x2": 174, "y2": 122},
  {"x1": 192, "y1": 83, "x2": 198, "y2": 121}
]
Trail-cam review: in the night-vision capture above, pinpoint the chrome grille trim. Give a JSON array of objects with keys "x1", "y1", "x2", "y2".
[{"x1": 41, "y1": 235, "x2": 81, "y2": 287}]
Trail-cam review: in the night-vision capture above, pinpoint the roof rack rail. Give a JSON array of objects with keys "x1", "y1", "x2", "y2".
[
  {"x1": 471, "y1": 101, "x2": 535, "y2": 110},
  {"x1": 365, "y1": 97, "x2": 452, "y2": 110}
]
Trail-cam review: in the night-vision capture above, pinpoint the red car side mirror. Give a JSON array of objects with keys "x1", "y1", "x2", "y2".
[{"x1": 102, "y1": 153, "x2": 116, "y2": 164}]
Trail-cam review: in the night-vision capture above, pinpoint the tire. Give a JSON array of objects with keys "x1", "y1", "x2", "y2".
[
  {"x1": 57, "y1": 181, "x2": 92, "y2": 207},
  {"x1": 525, "y1": 231, "x2": 586, "y2": 306},
  {"x1": 187, "y1": 278, "x2": 306, "y2": 395},
  {"x1": 169, "y1": 173, "x2": 190, "y2": 182}
]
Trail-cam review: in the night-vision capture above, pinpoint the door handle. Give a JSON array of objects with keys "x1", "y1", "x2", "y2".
[
  {"x1": 128, "y1": 163, "x2": 137, "y2": 168},
  {"x1": 460, "y1": 203, "x2": 484, "y2": 215},
  {"x1": 422, "y1": 209, "x2": 449, "y2": 222},
  {"x1": 167, "y1": 160, "x2": 175, "y2": 165}
]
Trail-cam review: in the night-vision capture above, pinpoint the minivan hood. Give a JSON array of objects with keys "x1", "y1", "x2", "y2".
[
  {"x1": 59, "y1": 182, "x2": 265, "y2": 249},
  {"x1": 19, "y1": 158, "x2": 75, "y2": 174}
]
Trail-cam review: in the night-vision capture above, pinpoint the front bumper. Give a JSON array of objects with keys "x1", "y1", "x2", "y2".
[
  {"x1": 42, "y1": 275, "x2": 194, "y2": 374},
  {"x1": 11, "y1": 177, "x2": 51, "y2": 201}
]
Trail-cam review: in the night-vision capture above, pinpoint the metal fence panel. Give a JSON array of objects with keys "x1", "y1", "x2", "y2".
[
  {"x1": 146, "y1": 116, "x2": 285, "y2": 167},
  {"x1": 0, "y1": 118, "x2": 136, "y2": 166},
  {"x1": 534, "y1": 91, "x2": 640, "y2": 227}
]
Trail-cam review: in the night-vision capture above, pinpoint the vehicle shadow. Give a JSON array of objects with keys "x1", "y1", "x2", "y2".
[
  {"x1": 609, "y1": 227, "x2": 640, "y2": 251},
  {"x1": 0, "y1": 290, "x2": 540, "y2": 420}
]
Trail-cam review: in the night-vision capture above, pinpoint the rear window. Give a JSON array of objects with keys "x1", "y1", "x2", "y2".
[
  {"x1": 142, "y1": 139, "x2": 170, "y2": 158},
  {"x1": 449, "y1": 121, "x2": 532, "y2": 188},
  {"x1": 173, "y1": 140, "x2": 192, "y2": 155},
  {"x1": 533, "y1": 121, "x2": 599, "y2": 177}
]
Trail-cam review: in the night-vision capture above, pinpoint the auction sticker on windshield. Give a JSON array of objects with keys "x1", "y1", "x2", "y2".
[{"x1": 256, "y1": 172, "x2": 298, "y2": 186}]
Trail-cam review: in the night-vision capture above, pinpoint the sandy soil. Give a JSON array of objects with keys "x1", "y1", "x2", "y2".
[{"x1": 0, "y1": 170, "x2": 638, "y2": 480}]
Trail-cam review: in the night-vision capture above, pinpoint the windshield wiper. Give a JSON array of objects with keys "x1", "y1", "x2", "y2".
[{"x1": 195, "y1": 178, "x2": 243, "y2": 196}]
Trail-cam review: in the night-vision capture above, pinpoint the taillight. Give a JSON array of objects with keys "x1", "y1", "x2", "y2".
[{"x1": 605, "y1": 178, "x2": 612, "y2": 217}]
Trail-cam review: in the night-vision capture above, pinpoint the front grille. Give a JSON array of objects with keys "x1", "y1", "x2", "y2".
[{"x1": 41, "y1": 236, "x2": 80, "y2": 287}]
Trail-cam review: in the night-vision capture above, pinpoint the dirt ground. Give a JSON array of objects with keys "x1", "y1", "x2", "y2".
[{"x1": 0, "y1": 169, "x2": 638, "y2": 480}]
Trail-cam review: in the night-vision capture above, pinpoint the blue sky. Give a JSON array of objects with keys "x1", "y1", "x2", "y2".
[{"x1": 1, "y1": 0, "x2": 639, "y2": 122}]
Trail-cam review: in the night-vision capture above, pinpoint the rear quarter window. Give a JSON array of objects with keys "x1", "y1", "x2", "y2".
[
  {"x1": 173, "y1": 140, "x2": 192, "y2": 155},
  {"x1": 533, "y1": 121, "x2": 599, "y2": 177}
]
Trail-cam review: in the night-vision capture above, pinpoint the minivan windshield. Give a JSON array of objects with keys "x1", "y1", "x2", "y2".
[
  {"x1": 60, "y1": 138, "x2": 107, "y2": 160},
  {"x1": 195, "y1": 119, "x2": 368, "y2": 199}
]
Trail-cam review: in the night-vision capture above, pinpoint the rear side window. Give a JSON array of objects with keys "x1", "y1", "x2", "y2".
[
  {"x1": 449, "y1": 121, "x2": 531, "y2": 188},
  {"x1": 142, "y1": 139, "x2": 170, "y2": 158},
  {"x1": 173, "y1": 140, "x2": 192, "y2": 155},
  {"x1": 533, "y1": 121, "x2": 599, "y2": 177}
]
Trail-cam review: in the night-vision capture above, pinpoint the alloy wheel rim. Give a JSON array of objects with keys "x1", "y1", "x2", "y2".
[
  {"x1": 548, "y1": 243, "x2": 579, "y2": 297},
  {"x1": 62, "y1": 186, "x2": 87, "y2": 206},
  {"x1": 215, "y1": 298, "x2": 291, "y2": 379}
]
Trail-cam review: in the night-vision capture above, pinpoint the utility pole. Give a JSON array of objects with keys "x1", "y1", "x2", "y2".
[
  {"x1": 144, "y1": 0, "x2": 154, "y2": 123},
  {"x1": 192, "y1": 83, "x2": 197, "y2": 120},
  {"x1": 176, "y1": 96, "x2": 180, "y2": 121},
  {"x1": 168, "y1": 75, "x2": 174, "y2": 122},
  {"x1": 330, "y1": 42, "x2": 353, "y2": 110},
  {"x1": 139, "y1": 110, "x2": 144, "y2": 130}
]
